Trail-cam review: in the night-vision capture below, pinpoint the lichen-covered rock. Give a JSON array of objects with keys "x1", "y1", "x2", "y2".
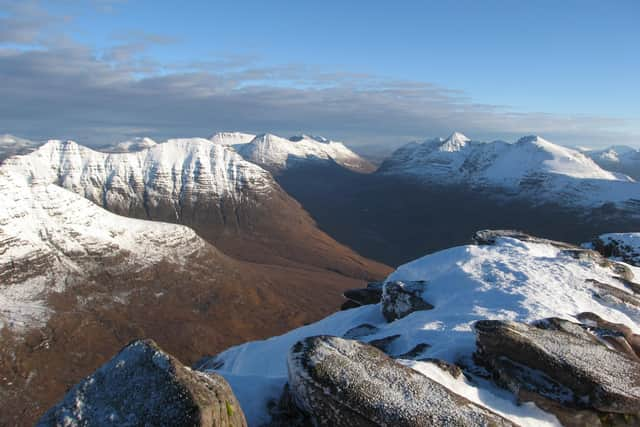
[
  {"x1": 474, "y1": 320, "x2": 640, "y2": 415},
  {"x1": 37, "y1": 339, "x2": 247, "y2": 427},
  {"x1": 577, "y1": 312, "x2": 640, "y2": 359},
  {"x1": 381, "y1": 280, "x2": 433, "y2": 322},
  {"x1": 287, "y1": 335, "x2": 514, "y2": 426}
]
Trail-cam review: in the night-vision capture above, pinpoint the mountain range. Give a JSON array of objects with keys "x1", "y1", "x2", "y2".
[{"x1": 2, "y1": 129, "x2": 640, "y2": 425}]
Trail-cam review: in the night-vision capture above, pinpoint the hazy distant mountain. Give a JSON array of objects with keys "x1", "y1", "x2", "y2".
[
  {"x1": 96, "y1": 136, "x2": 158, "y2": 153},
  {"x1": 583, "y1": 145, "x2": 640, "y2": 180},
  {"x1": 0, "y1": 134, "x2": 42, "y2": 163}
]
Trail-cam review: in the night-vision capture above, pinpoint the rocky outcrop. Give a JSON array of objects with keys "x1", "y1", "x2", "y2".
[
  {"x1": 591, "y1": 234, "x2": 640, "y2": 267},
  {"x1": 37, "y1": 339, "x2": 247, "y2": 427},
  {"x1": 381, "y1": 280, "x2": 433, "y2": 322},
  {"x1": 474, "y1": 319, "x2": 640, "y2": 417},
  {"x1": 287, "y1": 335, "x2": 514, "y2": 426}
]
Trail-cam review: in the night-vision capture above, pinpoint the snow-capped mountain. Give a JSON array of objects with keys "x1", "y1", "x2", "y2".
[
  {"x1": 2, "y1": 138, "x2": 274, "y2": 219},
  {"x1": 213, "y1": 132, "x2": 375, "y2": 173},
  {"x1": 583, "y1": 145, "x2": 640, "y2": 180},
  {"x1": 0, "y1": 137, "x2": 389, "y2": 280},
  {"x1": 379, "y1": 132, "x2": 640, "y2": 210},
  {"x1": 201, "y1": 231, "x2": 640, "y2": 425},
  {"x1": 0, "y1": 134, "x2": 42, "y2": 163}
]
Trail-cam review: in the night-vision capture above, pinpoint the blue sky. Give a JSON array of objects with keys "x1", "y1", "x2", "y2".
[{"x1": 0, "y1": 0, "x2": 638, "y2": 149}]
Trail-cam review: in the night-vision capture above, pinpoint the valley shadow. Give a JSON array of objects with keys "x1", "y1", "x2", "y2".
[{"x1": 277, "y1": 165, "x2": 640, "y2": 267}]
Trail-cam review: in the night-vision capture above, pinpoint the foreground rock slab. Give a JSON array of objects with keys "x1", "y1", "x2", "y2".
[
  {"x1": 287, "y1": 335, "x2": 513, "y2": 426},
  {"x1": 475, "y1": 320, "x2": 640, "y2": 416},
  {"x1": 37, "y1": 339, "x2": 247, "y2": 427}
]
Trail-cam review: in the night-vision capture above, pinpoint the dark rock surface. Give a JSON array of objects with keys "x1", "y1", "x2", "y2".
[
  {"x1": 343, "y1": 287, "x2": 382, "y2": 306},
  {"x1": 287, "y1": 335, "x2": 514, "y2": 426},
  {"x1": 343, "y1": 323, "x2": 380, "y2": 339},
  {"x1": 381, "y1": 280, "x2": 433, "y2": 322},
  {"x1": 474, "y1": 320, "x2": 640, "y2": 415},
  {"x1": 37, "y1": 339, "x2": 247, "y2": 427},
  {"x1": 472, "y1": 230, "x2": 574, "y2": 248},
  {"x1": 591, "y1": 235, "x2": 640, "y2": 267}
]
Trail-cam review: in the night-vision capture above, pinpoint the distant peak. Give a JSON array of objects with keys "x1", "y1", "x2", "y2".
[
  {"x1": 448, "y1": 131, "x2": 470, "y2": 143},
  {"x1": 437, "y1": 131, "x2": 470, "y2": 152}
]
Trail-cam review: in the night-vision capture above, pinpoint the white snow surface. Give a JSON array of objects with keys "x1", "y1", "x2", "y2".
[
  {"x1": 205, "y1": 236, "x2": 640, "y2": 425},
  {"x1": 380, "y1": 132, "x2": 640, "y2": 208},
  {"x1": 0, "y1": 163, "x2": 207, "y2": 331},
  {"x1": 234, "y1": 133, "x2": 371, "y2": 172}
]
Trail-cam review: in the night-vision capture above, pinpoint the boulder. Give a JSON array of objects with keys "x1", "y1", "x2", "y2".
[
  {"x1": 474, "y1": 320, "x2": 640, "y2": 415},
  {"x1": 287, "y1": 335, "x2": 514, "y2": 426},
  {"x1": 381, "y1": 280, "x2": 433, "y2": 322},
  {"x1": 37, "y1": 339, "x2": 247, "y2": 427}
]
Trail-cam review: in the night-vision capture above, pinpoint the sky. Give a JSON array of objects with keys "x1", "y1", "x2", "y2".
[{"x1": 0, "y1": 0, "x2": 638, "y2": 152}]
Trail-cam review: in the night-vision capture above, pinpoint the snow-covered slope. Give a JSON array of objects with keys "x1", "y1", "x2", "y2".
[
  {"x1": 0, "y1": 134, "x2": 42, "y2": 163},
  {"x1": 203, "y1": 233, "x2": 640, "y2": 425},
  {"x1": 0, "y1": 169, "x2": 207, "y2": 331},
  {"x1": 584, "y1": 145, "x2": 640, "y2": 180},
  {"x1": 1, "y1": 138, "x2": 275, "y2": 219},
  {"x1": 233, "y1": 133, "x2": 375, "y2": 173},
  {"x1": 379, "y1": 132, "x2": 640, "y2": 210}
]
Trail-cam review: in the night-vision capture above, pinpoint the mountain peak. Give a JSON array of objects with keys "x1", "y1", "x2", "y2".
[{"x1": 439, "y1": 131, "x2": 470, "y2": 152}]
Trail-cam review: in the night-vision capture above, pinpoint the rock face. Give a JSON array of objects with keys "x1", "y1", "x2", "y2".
[
  {"x1": 381, "y1": 280, "x2": 433, "y2": 322},
  {"x1": 287, "y1": 335, "x2": 513, "y2": 426},
  {"x1": 37, "y1": 340, "x2": 247, "y2": 427},
  {"x1": 474, "y1": 320, "x2": 640, "y2": 416}
]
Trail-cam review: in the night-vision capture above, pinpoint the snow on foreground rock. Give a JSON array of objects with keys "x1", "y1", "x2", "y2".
[
  {"x1": 201, "y1": 231, "x2": 640, "y2": 426},
  {"x1": 37, "y1": 339, "x2": 247, "y2": 427}
]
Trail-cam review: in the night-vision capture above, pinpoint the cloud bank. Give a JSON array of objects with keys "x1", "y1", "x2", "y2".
[{"x1": 0, "y1": 1, "x2": 637, "y2": 151}]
